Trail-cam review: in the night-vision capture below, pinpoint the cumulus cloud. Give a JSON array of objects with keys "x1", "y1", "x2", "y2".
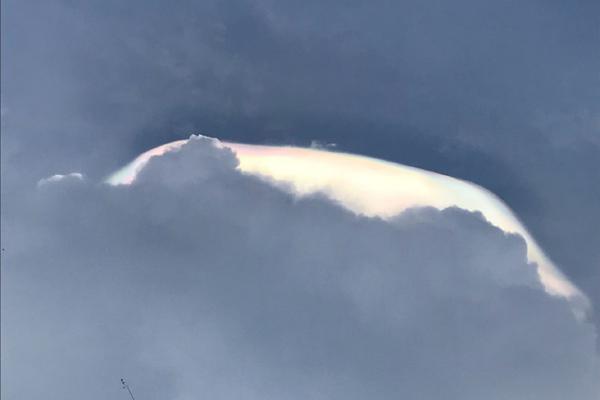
[
  {"x1": 309, "y1": 140, "x2": 337, "y2": 149},
  {"x1": 37, "y1": 172, "x2": 84, "y2": 187},
  {"x1": 3, "y1": 0, "x2": 599, "y2": 338},
  {"x1": 110, "y1": 136, "x2": 586, "y2": 307},
  {"x1": 2, "y1": 137, "x2": 599, "y2": 400}
]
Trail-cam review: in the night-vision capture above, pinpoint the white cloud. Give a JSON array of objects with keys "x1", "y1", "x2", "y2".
[
  {"x1": 108, "y1": 136, "x2": 587, "y2": 311},
  {"x1": 37, "y1": 172, "x2": 84, "y2": 187},
  {"x1": 3, "y1": 137, "x2": 599, "y2": 400}
]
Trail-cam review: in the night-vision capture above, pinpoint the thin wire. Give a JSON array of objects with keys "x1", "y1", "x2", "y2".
[{"x1": 125, "y1": 385, "x2": 136, "y2": 400}]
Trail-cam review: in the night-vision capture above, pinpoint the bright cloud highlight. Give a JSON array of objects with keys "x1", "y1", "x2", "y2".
[{"x1": 107, "y1": 135, "x2": 586, "y2": 310}]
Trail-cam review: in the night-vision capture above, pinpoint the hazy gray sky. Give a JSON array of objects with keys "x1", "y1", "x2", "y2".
[
  {"x1": 2, "y1": 1, "x2": 599, "y2": 398},
  {"x1": 3, "y1": 138, "x2": 600, "y2": 399}
]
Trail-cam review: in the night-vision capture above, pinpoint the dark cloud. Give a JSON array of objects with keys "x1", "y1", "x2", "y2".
[
  {"x1": 2, "y1": 1, "x2": 598, "y2": 322},
  {"x1": 2, "y1": 138, "x2": 598, "y2": 399}
]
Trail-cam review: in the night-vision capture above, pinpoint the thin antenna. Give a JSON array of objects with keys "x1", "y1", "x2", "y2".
[{"x1": 121, "y1": 378, "x2": 136, "y2": 400}]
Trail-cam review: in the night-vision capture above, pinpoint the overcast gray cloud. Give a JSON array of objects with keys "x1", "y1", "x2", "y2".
[
  {"x1": 2, "y1": 138, "x2": 599, "y2": 399},
  {"x1": 2, "y1": 0, "x2": 599, "y2": 328}
]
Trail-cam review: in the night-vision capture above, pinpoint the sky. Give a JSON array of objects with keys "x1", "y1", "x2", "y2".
[
  {"x1": 3, "y1": 137, "x2": 600, "y2": 399},
  {"x1": 2, "y1": 1, "x2": 600, "y2": 399}
]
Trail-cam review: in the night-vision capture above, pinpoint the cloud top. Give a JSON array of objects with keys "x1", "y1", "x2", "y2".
[
  {"x1": 37, "y1": 172, "x2": 84, "y2": 187},
  {"x1": 108, "y1": 135, "x2": 586, "y2": 310}
]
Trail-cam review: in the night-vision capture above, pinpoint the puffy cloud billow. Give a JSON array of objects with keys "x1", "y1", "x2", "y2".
[{"x1": 2, "y1": 137, "x2": 599, "y2": 399}]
